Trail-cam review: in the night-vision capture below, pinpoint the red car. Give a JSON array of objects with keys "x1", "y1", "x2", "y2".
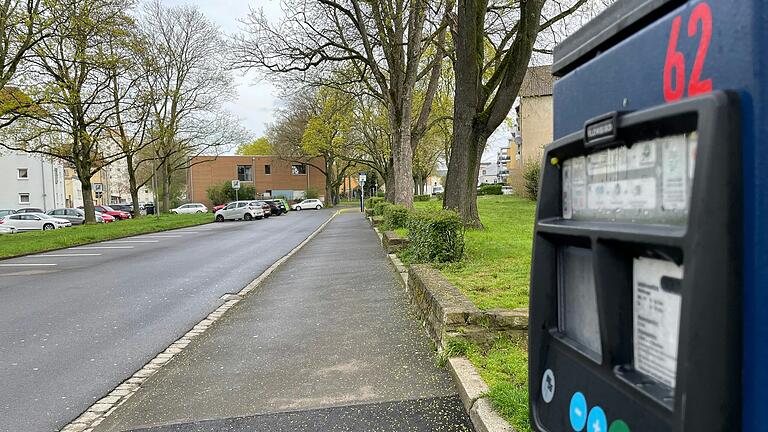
[
  {"x1": 98, "y1": 212, "x2": 115, "y2": 223},
  {"x1": 212, "y1": 203, "x2": 228, "y2": 213},
  {"x1": 79, "y1": 205, "x2": 131, "y2": 220}
]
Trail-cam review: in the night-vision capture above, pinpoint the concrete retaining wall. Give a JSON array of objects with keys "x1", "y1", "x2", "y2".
[{"x1": 382, "y1": 230, "x2": 410, "y2": 254}]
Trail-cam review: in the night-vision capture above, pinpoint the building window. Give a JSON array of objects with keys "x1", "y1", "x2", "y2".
[
  {"x1": 237, "y1": 165, "x2": 252, "y2": 181},
  {"x1": 264, "y1": 164, "x2": 271, "y2": 175},
  {"x1": 19, "y1": 193, "x2": 30, "y2": 204},
  {"x1": 291, "y1": 164, "x2": 307, "y2": 175},
  {"x1": 17, "y1": 168, "x2": 28, "y2": 179}
]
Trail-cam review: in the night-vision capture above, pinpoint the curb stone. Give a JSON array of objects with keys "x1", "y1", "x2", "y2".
[
  {"x1": 59, "y1": 210, "x2": 342, "y2": 432},
  {"x1": 448, "y1": 358, "x2": 515, "y2": 432}
]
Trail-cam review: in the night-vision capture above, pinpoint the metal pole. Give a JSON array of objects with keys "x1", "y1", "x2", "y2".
[{"x1": 360, "y1": 183, "x2": 364, "y2": 212}]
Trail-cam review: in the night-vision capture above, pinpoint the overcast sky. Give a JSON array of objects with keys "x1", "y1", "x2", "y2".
[{"x1": 163, "y1": 0, "x2": 512, "y2": 161}]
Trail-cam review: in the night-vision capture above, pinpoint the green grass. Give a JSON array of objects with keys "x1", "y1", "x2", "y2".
[
  {"x1": 411, "y1": 195, "x2": 537, "y2": 310},
  {"x1": 447, "y1": 337, "x2": 531, "y2": 431},
  {"x1": 0, "y1": 213, "x2": 212, "y2": 259}
]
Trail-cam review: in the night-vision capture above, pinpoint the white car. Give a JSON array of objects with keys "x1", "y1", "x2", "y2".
[
  {"x1": 214, "y1": 201, "x2": 264, "y2": 222},
  {"x1": 292, "y1": 199, "x2": 324, "y2": 211},
  {"x1": 1, "y1": 212, "x2": 71, "y2": 231},
  {"x1": 0, "y1": 225, "x2": 17, "y2": 234},
  {"x1": 171, "y1": 203, "x2": 208, "y2": 214}
]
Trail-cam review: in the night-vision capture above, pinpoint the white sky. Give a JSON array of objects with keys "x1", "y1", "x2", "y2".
[{"x1": 163, "y1": 0, "x2": 512, "y2": 161}]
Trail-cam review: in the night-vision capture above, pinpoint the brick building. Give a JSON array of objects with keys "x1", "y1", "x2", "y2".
[{"x1": 188, "y1": 156, "x2": 326, "y2": 207}]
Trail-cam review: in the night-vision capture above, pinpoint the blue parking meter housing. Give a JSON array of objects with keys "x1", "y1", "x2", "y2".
[{"x1": 529, "y1": 0, "x2": 768, "y2": 431}]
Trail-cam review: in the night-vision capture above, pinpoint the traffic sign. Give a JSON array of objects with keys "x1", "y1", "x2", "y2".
[
  {"x1": 231, "y1": 180, "x2": 240, "y2": 190},
  {"x1": 358, "y1": 172, "x2": 367, "y2": 184}
]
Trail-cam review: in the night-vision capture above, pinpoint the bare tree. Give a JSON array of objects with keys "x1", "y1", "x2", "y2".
[
  {"x1": 233, "y1": 0, "x2": 452, "y2": 208},
  {"x1": 0, "y1": 0, "x2": 45, "y2": 91},
  {"x1": 0, "y1": 0, "x2": 135, "y2": 223},
  {"x1": 139, "y1": 0, "x2": 245, "y2": 212},
  {"x1": 444, "y1": 0, "x2": 603, "y2": 226}
]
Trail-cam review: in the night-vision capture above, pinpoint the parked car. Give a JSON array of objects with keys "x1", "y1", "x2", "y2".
[
  {"x1": 0, "y1": 209, "x2": 16, "y2": 218},
  {"x1": 273, "y1": 199, "x2": 290, "y2": 213},
  {"x1": 15, "y1": 207, "x2": 45, "y2": 214},
  {"x1": 95, "y1": 211, "x2": 114, "y2": 223},
  {"x1": 212, "y1": 203, "x2": 228, "y2": 214},
  {"x1": 171, "y1": 203, "x2": 208, "y2": 214},
  {"x1": 0, "y1": 225, "x2": 17, "y2": 234},
  {"x1": 264, "y1": 200, "x2": 286, "y2": 215},
  {"x1": 110, "y1": 204, "x2": 135, "y2": 217},
  {"x1": 431, "y1": 185, "x2": 444, "y2": 195},
  {"x1": 251, "y1": 201, "x2": 272, "y2": 218},
  {"x1": 292, "y1": 199, "x2": 324, "y2": 210},
  {"x1": 214, "y1": 201, "x2": 264, "y2": 222},
  {"x1": 1, "y1": 212, "x2": 71, "y2": 231},
  {"x1": 79, "y1": 205, "x2": 131, "y2": 220},
  {"x1": 47, "y1": 208, "x2": 86, "y2": 225}
]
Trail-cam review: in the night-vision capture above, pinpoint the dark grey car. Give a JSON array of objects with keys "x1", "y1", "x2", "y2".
[{"x1": 47, "y1": 208, "x2": 86, "y2": 225}]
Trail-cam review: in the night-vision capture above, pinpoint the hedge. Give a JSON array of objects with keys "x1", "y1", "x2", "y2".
[
  {"x1": 365, "y1": 196, "x2": 384, "y2": 208},
  {"x1": 478, "y1": 183, "x2": 503, "y2": 195},
  {"x1": 405, "y1": 209, "x2": 464, "y2": 263},
  {"x1": 414, "y1": 194, "x2": 431, "y2": 202},
  {"x1": 373, "y1": 201, "x2": 392, "y2": 216},
  {"x1": 383, "y1": 204, "x2": 409, "y2": 230}
]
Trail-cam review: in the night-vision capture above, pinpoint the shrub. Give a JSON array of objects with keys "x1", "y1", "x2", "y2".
[
  {"x1": 365, "y1": 196, "x2": 384, "y2": 208},
  {"x1": 376, "y1": 191, "x2": 385, "y2": 197},
  {"x1": 406, "y1": 209, "x2": 464, "y2": 263},
  {"x1": 383, "y1": 204, "x2": 410, "y2": 230},
  {"x1": 478, "y1": 183, "x2": 503, "y2": 195},
  {"x1": 206, "y1": 181, "x2": 256, "y2": 205},
  {"x1": 522, "y1": 161, "x2": 541, "y2": 201},
  {"x1": 373, "y1": 201, "x2": 392, "y2": 216},
  {"x1": 305, "y1": 187, "x2": 320, "y2": 200},
  {"x1": 414, "y1": 194, "x2": 431, "y2": 202}
]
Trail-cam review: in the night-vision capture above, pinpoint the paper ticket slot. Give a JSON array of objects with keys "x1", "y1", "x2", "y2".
[{"x1": 529, "y1": 92, "x2": 742, "y2": 432}]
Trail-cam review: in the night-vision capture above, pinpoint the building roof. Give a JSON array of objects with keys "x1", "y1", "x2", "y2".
[{"x1": 519, "y1": 65, "x2": 554, "y2": 98}]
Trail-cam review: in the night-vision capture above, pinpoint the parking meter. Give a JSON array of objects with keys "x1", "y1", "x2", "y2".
[{"x1": 528, "y1": 0, "x2": 768, "y2": 430}]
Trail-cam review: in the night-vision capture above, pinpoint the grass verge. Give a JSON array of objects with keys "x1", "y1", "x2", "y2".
[
  {"x1": 409, "y1": 195, "x2": 536, "y2": 310},
  {"x1": 446, "y1": 336, "x2": 531, "y2": 431},
  {"x1": 0, "y1": 213, "x2": 212, "y2": 259}
]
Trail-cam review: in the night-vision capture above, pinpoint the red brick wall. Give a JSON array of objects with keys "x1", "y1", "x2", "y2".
[{"x1": 189, "y1": 156, "x2": 326, "y2": 207}]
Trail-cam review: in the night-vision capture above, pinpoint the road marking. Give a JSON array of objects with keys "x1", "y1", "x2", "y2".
[
  {"x1": 72, "y1": 246, "x2": 134, "y2": 250},
  {"x1": 31, "y1": 254, "x2": 102, "y2": 257},
  {"x1": 142, "y1": 235, "x2": 182, "y2": 238},
  {"x1": 108, "y1": 240, "x2": 160, "y2": 243},
  {"x1": 0, "y1": 263, "x2": 57, "y2": 267}
]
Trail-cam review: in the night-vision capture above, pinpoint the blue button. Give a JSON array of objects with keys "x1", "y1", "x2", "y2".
[
  {"x1": 569, "y1": 392, "x2": 588, "y2": 431},
  {"x1": 587, "y1": 406, "x2": 608, "y2": 432}
]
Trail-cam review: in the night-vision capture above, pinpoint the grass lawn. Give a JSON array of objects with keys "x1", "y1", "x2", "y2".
[
  {"x1": 409, "y1": 195, "x2": 536, "y2": 428},
  {"x1": 0, "y1": 213, "x2": 212, "y2": 259},
  {"x1": 412, "y1": 195, "x2": 537, "y2": 310}
]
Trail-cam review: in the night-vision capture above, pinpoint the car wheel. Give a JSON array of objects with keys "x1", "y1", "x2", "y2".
[
  {"x1": 296, "y1": 206, "x2": 302, "y2": 211},
  {"x1": 315, "y1": 205, "x2": 321, "y2": 210},
  {"x1": 196, "y1": 210, "x2": 202, "y2": 213},
  {"x1": 215, "y1": 214, "x2": 224, "y2": 222},
  {"x1": 43, "y1": 223, "x2": 54, "y2": 231},
  {"x1": 256, "y1": 216, "x2": 263, "y2": 220},
  {"x1": 244, "y1": 213, "x2": 253, "y2": 221}
]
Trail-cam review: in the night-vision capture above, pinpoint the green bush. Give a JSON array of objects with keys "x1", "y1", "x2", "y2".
[
  {"x1": 365, "y1": 196, "x2": 384, "y2": 208},
  {"x1": 405, "y1": 209, "x2": 464, "y2": 263},
  {"x1": 522, "y1": 162, "x2": 541, "y2": 201},
  {"x1": 206, "y1": 181, "x2": 256, "y2": 205},
  {"x1": 383, "y1": 204, "x2": 410, "y2": 230},
  {"x1": 414, "y1": 194, "x2": 431, "y2": 202},
  {"x1": 478, "y1": 183, "x2": 503, "y2": 195},
  {"x1": 305, "y1": 187, "x2": 320, "y2": 200},
  {"x1": 373, "y1": 201, "x2": 392, "y2": 216},
  {"x1": 376, "y1": 191, "x2": 385, "y2": 197}
]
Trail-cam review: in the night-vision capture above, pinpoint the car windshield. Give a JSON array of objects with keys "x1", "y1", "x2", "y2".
[{"x1": 101, "y1": 206, "x2": 114, "y2": 212}]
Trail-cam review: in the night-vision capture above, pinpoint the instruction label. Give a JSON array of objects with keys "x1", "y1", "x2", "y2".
[{"x1": 633, "y1": 257, "x2": 683, "y2": 389}]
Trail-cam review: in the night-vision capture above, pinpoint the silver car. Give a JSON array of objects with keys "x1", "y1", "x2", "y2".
[
  {"x1": 214, "y1": 201, "x2": 264, "y2": 221},
  {"x1": 47, "y1": 208, "x2": 86, "y2": 225}
]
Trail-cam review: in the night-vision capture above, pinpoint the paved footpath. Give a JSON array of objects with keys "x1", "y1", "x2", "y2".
[{"x1": 92, "y1": 212, "x2": 472, "y2": 432}]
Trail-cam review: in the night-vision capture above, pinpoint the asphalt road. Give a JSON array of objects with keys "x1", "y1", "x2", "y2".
[{"x1": 0, "y1": 209, "x2": 333, "y2": 432}]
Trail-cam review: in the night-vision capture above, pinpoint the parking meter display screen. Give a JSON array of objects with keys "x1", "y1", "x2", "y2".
[
  {"x1": 558, "y1": 246, "x2": 602, "y2": 358},
  {"x1": 561, "y1": 133, "x2": 697, "y2": 224}
]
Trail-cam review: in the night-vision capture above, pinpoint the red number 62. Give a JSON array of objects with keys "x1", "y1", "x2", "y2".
[{"x1": 663, "y1": 2, "x2": 713, "y2": 102}]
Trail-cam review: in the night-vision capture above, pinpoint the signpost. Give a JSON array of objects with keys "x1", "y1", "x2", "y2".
[
  {"x1": 358, "y1": 172, "x2": 367, "y2": 212},
  {"x1": 231, "y1": 179, "x2": 240, "y2": 202}
]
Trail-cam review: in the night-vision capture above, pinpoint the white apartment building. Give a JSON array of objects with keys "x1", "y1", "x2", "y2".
[
  {"x1": 479, "y1": 161, "x2": 499, "y2": 185},
  {"x1": 0, "y1": 153, "x2": 66, "y2": 211}
]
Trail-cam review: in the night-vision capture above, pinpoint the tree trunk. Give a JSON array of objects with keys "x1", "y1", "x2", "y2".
[
  {"x1": 78, "y1": 166, "x2": 97, "y2": 224},
  {"x1": 444, "y1": 115, "x2": 485, "y2": 227},
  {"x1": 127, "y1": 154, "x2": 141, "y2": 218},
  {"x1": 162, "y1": 161, "x2": 171, "y2": 212},
  {"x1": 390, "y1": 107, "x2": 415, "y2": 208},
  {"x1": 384, "y1": 161, "x2": 396, "y2": 202}
]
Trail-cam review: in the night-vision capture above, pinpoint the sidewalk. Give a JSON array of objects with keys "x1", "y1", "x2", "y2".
[{"x1": 92, "y1": 212, "x2": 472, "y2": 431}]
